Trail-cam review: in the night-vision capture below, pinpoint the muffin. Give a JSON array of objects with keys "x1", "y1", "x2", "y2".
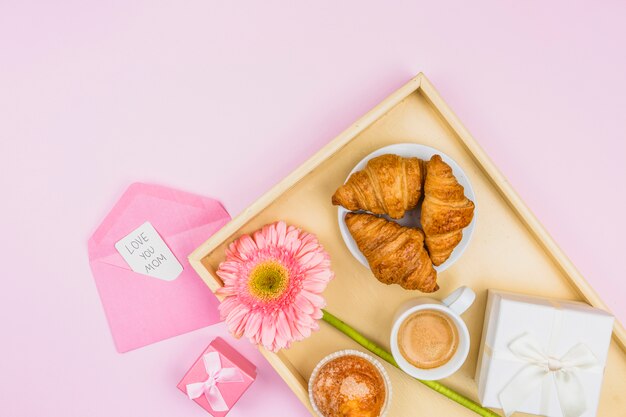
[{"x1": 309, "y1": 351, "x2": 390, "y2": 417}]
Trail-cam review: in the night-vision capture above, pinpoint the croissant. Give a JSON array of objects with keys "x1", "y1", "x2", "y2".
[
  {"x1": 345, "y1": 212, "x2": 438, "y2": 292},
  {"x1": 332, "y1": 154, "x2": 424, "y2": 219},
  {"x1": 421, "y1": 155, "x2": 475, "y2": 266}
]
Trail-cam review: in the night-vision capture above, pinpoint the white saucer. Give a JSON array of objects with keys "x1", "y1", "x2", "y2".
[{"x1": 337, "y1": 143, "x2": 476, "y2": 272}]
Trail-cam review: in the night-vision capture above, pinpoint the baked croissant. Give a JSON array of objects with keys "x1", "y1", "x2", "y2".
[
  {"x1": 332, "y1": 154, "x2": 424, "y2": 219},
  {"x1": 345, "y1": 212, "x2": 438, "y2": 292},
  {"x1": 421, "y1": 155, "x2": 475, "y2": 266}
]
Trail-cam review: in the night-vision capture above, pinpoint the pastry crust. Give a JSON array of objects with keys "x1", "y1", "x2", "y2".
[
  {"x1": 312, "y1": 355, "x2": 385, "y2": 417},
  {"x1": 332, "y1": 154, "x2": 424, "y2": 219},
  {"x1": 421, "y1": 155, "x2": 475, "y2": 265},
  {"x1": 345, "y1": 212, "x2": 438, "y2": 292}
]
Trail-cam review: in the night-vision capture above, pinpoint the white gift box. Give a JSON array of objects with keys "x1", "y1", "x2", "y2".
[{"x1": 475, "y1": 290, "x2": 614, "y2": 417}]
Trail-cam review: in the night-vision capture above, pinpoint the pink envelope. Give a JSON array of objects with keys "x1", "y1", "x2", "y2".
[{"x1": 88, "y1": 183, "x2": 230, "y2": 353}]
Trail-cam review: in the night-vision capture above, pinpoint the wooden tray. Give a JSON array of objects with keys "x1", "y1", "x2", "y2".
[{"x1": 189, "y1": 73, "x2": 626, "y2": 416}]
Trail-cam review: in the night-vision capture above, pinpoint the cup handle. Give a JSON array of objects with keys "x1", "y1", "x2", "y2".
[{"x1": 442, "y1": 286, "x2": 476, "y2": 315}]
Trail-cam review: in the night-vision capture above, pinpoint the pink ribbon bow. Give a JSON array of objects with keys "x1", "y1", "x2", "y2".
[{"x1": 186, "y1": 351, "x2": 245, "y2": 412}]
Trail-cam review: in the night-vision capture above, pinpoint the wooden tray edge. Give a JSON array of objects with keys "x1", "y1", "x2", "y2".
[
  {"x1": 187, "y1": 72, "x2": 626, "y2": 412},
  {"x1": 417, "y1": 76, "x2": 626, "y2": 350}
]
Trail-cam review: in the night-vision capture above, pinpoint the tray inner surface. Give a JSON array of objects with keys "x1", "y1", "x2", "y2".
[{"x1": 201, "y1": 89, "x2": 626, "y2": 416}]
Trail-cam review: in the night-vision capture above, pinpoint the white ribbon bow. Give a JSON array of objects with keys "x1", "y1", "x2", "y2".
[
  {"x1": 186, "y1": 351, "x2": 244, "y2": 412},
  {"x1": 498, "y1": 333, "x2": 599, "y2": 417}
]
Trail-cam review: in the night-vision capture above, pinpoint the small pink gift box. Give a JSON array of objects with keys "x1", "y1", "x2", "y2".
[{"x1": 177, "y1": 338, "x2": 256, "y2": 416}]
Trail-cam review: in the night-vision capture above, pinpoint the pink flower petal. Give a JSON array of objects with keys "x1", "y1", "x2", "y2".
[
  {"x1": 284, "y1": 229, "x2": 300, "y2": 253},
  {"x1": 310, "y1": 320, "x2": 320, "y2": 332},
  {"x1": 297, "y1": 251, "x2": 325, "y2": 268},
  {"x1": 295, "y1": 321, "x2": 312, "y2": 339},
  {"x1": 216, "y1": 273, "x2": 236, "y2": 286},
  {"x1": 253, "y1": 231, "x2": 267, "y2": 250},
  {"x1": 273, "y1": 332, "x2": 287, "y2": 351},
  {"x1": 261, "y1": 314, "x2": 277, "y2": 349},
  {"x1": 293, "y1": 293, "x2": 315, "y2": 315},
  {"x1": 227, "y1": 314, "x2": 248, "y2": 338},
  {"x1": 244, "y1": 311, "x2": 263, "y2": 339},
  {"x1": 218, "y1": 296, "x2": 238, "y2": 318},
  {"x1": 286, "y1": 307, "x2": 305, "y2": 341},
  {"x1": 216, "y1": 285, "x2": 237, "y2": 297},
  {"x1": 295, "y1": 241, "x2": 317, "y2": 257},
  {"x1": 312, "y1": 308, "x2": 323, "y2": 320},
  {"x1": 304, "y1": 268, "x2": 333, "y2": 281},
  {"x1": 267, "y1": 224, "x2": 277, "y2": 246},
  {"x1": 226, "y1": 303, "x2": 249, "y2": 326},
  {"x1": 238, "y1": 235, "x2": 258, "y2": 258},
  {"x1": 276, "y1": 221, "x2": 287, "y2": 245},
  {"x1": 302, "y1": 279, "x2": 328, "y2": 293},
  {"x1": 301, "y1": 290, "x2": 326, "y2": 308},
  {"x1": 297, "y1": 310, "x2": 316, "y2": 326},
  {"x1": 232, "y1": 313, "x2": 248, "y2": 337},
  {"x1": 299, "y1": 234, "x2": 318, "y2": 248},
  {"x1": 275, "y1": 309, "x2": 292, "y2": 341}
]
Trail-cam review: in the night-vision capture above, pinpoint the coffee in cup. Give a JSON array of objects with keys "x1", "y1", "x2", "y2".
[
  {"x1": 397, "y1": 309, "x2": 459, "y2": 369},
  {"x1": 390, "y1": 287, "x2": 475, "y2": 380}
]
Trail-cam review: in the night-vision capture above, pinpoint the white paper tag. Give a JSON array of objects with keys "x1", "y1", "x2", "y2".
[{"x1": 115, "y1": 221, "x2": 183, "y2": 281}]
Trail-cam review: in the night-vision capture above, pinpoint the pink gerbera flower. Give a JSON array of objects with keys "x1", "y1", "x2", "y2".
[{"x1": 216, "y1": 221, "x2": 334, "y2": 352}]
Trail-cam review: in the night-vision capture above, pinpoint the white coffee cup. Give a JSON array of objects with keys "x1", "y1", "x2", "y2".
[{"x1": 390, "y1": 286, "x2": 476, "y2": 380}]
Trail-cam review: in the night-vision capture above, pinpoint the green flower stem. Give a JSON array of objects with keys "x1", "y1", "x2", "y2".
[{"x1": 321, "y1": 309, "x2": 500, "y2": 417}]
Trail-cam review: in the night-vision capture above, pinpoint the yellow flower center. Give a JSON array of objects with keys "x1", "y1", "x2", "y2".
[{"x1": 248, "y1": 260, "x2": 289, "y2": 301}]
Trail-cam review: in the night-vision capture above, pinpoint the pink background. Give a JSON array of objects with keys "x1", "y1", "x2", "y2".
[{"x1": 1, "y1": 1, "x2": 625, "y2": 416}]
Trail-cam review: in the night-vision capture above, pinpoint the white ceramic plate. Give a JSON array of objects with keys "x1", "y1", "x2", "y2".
[{"x1": 337, "y1": 143, "x2": 476, "y2": 272}]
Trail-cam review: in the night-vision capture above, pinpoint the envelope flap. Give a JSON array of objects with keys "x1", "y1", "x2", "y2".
[
  {"x1": 96, "y1": 218, "x2": 231, "y2": 271},
  {"x1": 88, "y1": 183, "x2": 229, "y2": 261}
]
